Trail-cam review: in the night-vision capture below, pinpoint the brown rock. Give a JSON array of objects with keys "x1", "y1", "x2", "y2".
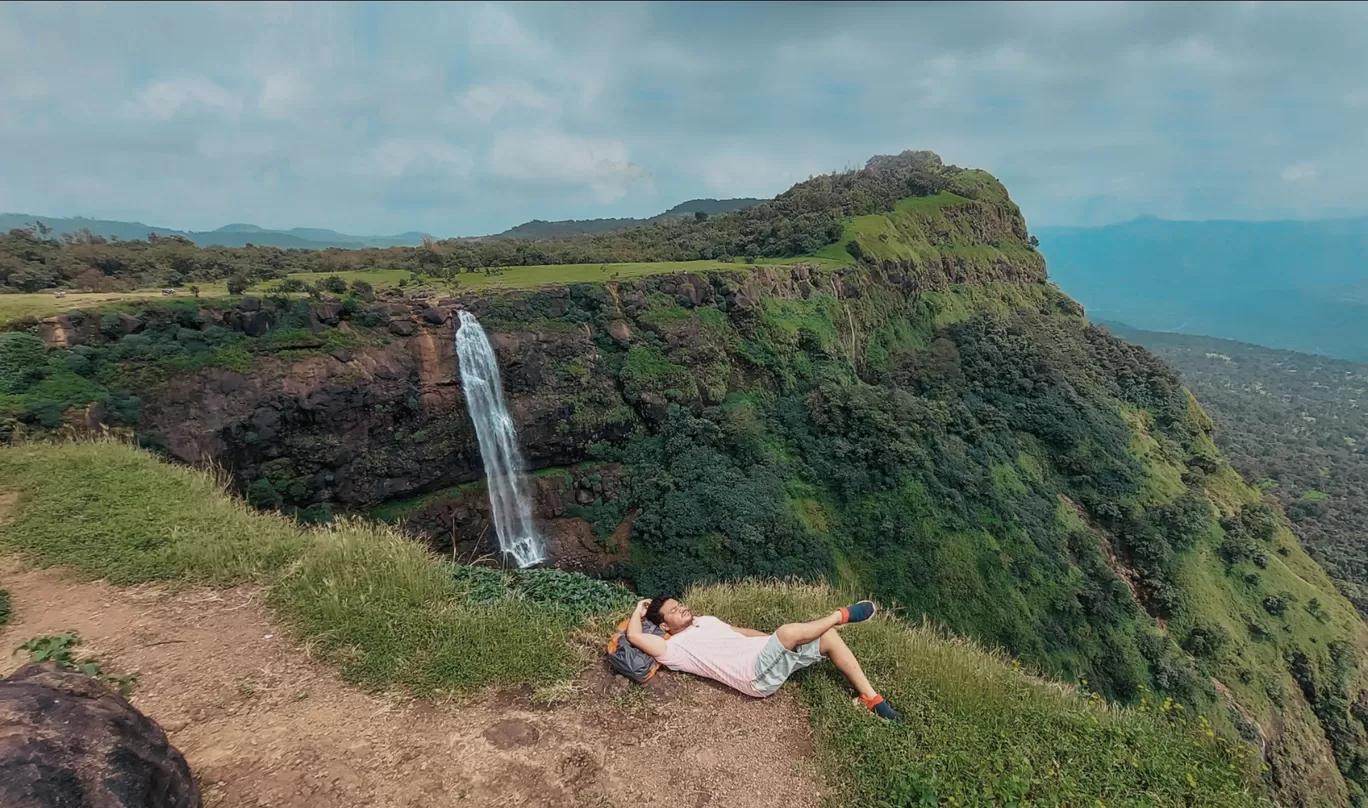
[
  {"x1": 388, "y1": 319, "x2": 418, "y2": 337},
  {"x1": 118, "y1": 313, "x2": 144, "y2": 335},
  {"x1": 311, "y1": 302, "x2": 344, "y2": 326},
  {"x1": 606, "y1": 319, "x2": 633, "y2": 345},
  {"x1": 420, "y1": 308, "x2": 448, "y2": 325},
  {"x1": 0, "y1": 662, "x2": 201, "y2": 808}
]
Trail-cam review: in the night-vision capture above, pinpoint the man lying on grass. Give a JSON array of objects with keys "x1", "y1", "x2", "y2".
[{"x1": 627, "y1": 595, "x2": 902, "y2": 719}]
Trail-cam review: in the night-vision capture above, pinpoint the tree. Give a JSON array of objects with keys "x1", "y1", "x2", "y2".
[
  {"x1": 319, "y1": 275, "x2": 348, "y2": 295},
  {"x1": 1029, "y1": 235, "x2": 1041, "y2": 249},
  {"x1": 350, "y1": 279, "x2": 374, "y2": 299},
  {"x1": 845, "y1": 240, "x2": 865, "y2": 260},
  {"x1": 189, "y1": 285, "x2": 201, "y2": 298},
  {"x1": 226, "y1": 273, "x2": 249, "y2": 295},
  {"x1": 694, "y1": 211, "x2": 709, "y2": 222}
]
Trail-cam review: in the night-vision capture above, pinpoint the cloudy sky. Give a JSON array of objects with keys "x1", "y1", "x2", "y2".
[{"x1": 1, "y1": 1, "x2": 1365, "y2": 236}]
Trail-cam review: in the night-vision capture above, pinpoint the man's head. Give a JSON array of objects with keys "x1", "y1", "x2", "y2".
[{"x1": 645, "y1": 596, "x2": 694, "y2": 632}]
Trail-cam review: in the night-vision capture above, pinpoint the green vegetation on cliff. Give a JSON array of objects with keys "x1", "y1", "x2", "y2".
[
  {"x1": 0, "y1": 440, "x2": 1266, "y2": 806},
  {"x1": 584, "y1": 276, "x2": 1368, "y2": 805},
  {"x1": 1107, "y1": 324, "x2": 1368, "y2": 618}
]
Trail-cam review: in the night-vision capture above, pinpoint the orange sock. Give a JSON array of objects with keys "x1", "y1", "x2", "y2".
[
  {"x1": 859, "y1": 693, "x2": 884, "y2": 710},
  {"x1": 839, "y1": 606, "x2": 850, "y2": 624}
]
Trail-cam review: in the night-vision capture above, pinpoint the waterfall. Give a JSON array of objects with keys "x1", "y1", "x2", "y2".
[{"x1": 454, "y1": 310, "x2": 546, "y2": 568}]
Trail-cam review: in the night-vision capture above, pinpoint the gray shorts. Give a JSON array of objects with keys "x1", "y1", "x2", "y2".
[{"x1": 752, "y1": 635, "x2": 824, "y2": 697}]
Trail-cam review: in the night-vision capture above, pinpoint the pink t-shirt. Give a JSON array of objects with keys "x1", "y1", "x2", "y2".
[{"x1": 658, "y1": 616, "x2": 771, "y2": 697}]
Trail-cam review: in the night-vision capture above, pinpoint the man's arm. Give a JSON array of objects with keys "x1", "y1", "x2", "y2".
[{"x1": 626, "y1": 599, "x2": 668, "y2": 658}]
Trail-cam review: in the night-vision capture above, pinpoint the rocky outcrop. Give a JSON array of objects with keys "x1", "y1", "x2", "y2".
[
  {"x1": 0, "y1": 662, "x2": 200, "y2": 808},
  {"x1": 387, "y1": 463, "x2": 631, "y2": 572}
]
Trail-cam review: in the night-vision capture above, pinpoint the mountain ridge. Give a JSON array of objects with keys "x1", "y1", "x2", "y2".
[
  {"x1": 0, "y1": 197, "x2": 767, "y2": 252},
  {"x1": 0, "y1": 213, "x2": 434, "y2": 250}
]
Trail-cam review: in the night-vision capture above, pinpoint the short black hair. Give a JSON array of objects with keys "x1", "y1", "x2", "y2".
[{"x1": 645, "y1": 595, "x2": 674, "y2": 627}]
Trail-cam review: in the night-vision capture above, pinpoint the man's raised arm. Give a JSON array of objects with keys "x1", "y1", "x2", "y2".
[{"x1": 626, "y1": 599, "x2": 668, "y2": 658}]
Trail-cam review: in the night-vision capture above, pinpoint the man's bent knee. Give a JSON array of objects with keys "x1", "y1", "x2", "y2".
[{"x1": 818, "y1": 628, "x2": 843, "y2": 653}]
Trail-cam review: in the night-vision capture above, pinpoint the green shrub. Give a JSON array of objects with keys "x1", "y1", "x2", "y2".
[
  {"x1": 452, "y1": 565, "x2": 635, "y2": 620},
  {"x1": 0, "y1": 332, "x2": 48, "y2": 394},
  {"x1": 0, "y1": 587, "x2": 10, "y2": 627},
  {"x1": 319, "y1": 275, "x2": 348, "y2": 295},
  {"x1": 246, "y1": 478, "x2": 281, "y2": 509},
  {"x1": 1262, "y1": 592, "x2": 1294, "y2": 616}
]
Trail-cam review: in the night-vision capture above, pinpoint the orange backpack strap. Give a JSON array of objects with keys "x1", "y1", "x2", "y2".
[{"x1": 606, "y1": 618, "x2": 629, "y2": 653}]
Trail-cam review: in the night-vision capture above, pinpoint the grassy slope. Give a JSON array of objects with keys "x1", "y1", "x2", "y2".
[{"x1": 0, "y1": 439, "x2": 1264, "y2": 806}]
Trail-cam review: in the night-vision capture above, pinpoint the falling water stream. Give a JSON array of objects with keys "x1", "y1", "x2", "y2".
[{"x1": 454, "y1": 310, "x2": 546, "y2": 568}]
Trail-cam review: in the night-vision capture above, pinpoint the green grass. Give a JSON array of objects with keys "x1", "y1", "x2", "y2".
[
  {"x1": 0, "y1": 439, "x2": 1271, "y2": 805},
  {"x1": 441, "y1": 257, "x2": 846, "y2": 293},
  {"x1": 0, "y1": 586, "x2": 9, "y2": 628},
  {"x1": 0, "y1": 259, "x2": 848, "y2": 325},
  {"x1": 0, "y1": 439, "x2": 602, "y2": 692},
  {"x1": 691, "y1": 581, "x2": 1267, "y2": 808},
  {"x1": 280, "y1": 269, "x2": 413, "y2": 288}
]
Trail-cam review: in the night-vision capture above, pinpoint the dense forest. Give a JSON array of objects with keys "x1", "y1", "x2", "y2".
[
  {"x1": 0, "y1": 151, "x2": 1025, "y2": 294},
  {"x1": 1109, "y1": 322, "x2": 1368, "y2": 614}
]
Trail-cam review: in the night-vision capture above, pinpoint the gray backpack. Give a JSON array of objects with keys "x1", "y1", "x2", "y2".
[{"x1": 606, "y1": 618, "x2": 668, "y2": 683}]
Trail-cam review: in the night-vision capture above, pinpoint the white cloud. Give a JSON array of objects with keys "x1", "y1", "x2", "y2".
[
  {"x1": 355, "y1": 138, "x2": 473, "y2": 178},
  {"x1": 1169, "y1": 37, "x2": 1235, "y2": 72},
  {"x1": 1281, "y1": 161, "x2": 1318, "y2": 182},
  {"x1": 696, "y1": 150, "x2": 828, "y2": 198},
  {"x1": 457, "y1": 81, "x2": 559, "y2": 125},
  {"x1": 123, "y1": 76, "x2": 242, "y2": 121},
  {"x1": 469, "y1": 3, "x2": 550, "y2": 58},
  {"x1": 259, "y1": 73, "x2": 305, "y2": 119},
  {"x1": 488, "y1": 128, "x2": 651, "y2": 202}
]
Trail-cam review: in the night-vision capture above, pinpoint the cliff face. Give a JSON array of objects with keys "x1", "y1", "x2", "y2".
[{"x1": 114, "y1": 251, "x2": 1044, "y2": 520}]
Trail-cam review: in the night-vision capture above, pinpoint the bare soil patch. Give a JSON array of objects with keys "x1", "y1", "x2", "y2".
[{"x1": 0, "y1": 561, "x2": 822, "y2": 808}]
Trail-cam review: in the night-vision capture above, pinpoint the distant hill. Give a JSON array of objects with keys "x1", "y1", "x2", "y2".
[
  {"x1": 493, "y1": 197, "x2": 766, "y2": 239},
  {"x1": 1039, "y1": 216, "x2": 1368, "y2": 362},
  {"x1": 1106, "y1": 320, "x2": 1368, "y2": 615},
  {"x1": 0, "y1": 213, "x2": 432, "y2": 249}
]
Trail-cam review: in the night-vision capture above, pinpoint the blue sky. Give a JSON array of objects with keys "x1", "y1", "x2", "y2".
[{"x1": 1, "y1": 1, "x2": 1365, "y2": 236}]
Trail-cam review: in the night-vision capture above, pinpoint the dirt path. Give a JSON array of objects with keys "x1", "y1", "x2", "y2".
[{"x1": 0, "y1": 562, "x2": 823, "y2": 808}]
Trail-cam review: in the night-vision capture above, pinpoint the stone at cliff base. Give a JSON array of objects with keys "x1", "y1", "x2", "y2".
[
  {"x1": 0, "y1": 662, "x2": 201, "y2": 808},
  {"x1": 606, "y1": 319, "x2": 633, "y2": 345},
  {"x1": 421, "y1": 308, "x2": 448, "y2": 325},
  {"x1": 388, "y1": 319, "x2": 419, "y2": 336}
]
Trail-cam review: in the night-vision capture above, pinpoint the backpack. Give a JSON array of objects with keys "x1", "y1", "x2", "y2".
[{"x1": 606, "y1": 618, "x2": 670, "y2": 683}]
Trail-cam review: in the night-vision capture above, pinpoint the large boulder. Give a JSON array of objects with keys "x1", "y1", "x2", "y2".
[{"x1": 0, "y1": 662, "x2": 201, "y2": 808}]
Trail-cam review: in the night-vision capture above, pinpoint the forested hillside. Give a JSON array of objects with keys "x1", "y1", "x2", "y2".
[{"x1": 1108, "y1": 323, "x2": 1368, "y2": 616}]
